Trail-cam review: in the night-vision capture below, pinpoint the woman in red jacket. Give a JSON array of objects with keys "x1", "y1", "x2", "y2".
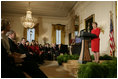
[
  {"x1": 30, "y1": 42, "x2": 36, "y2": 53},
  {"x1": 35, "y1": 41, "x2": 41, "y2": 55},
  {"x1": 91, "y1": 22, "x2": 100, "y2": 63}
]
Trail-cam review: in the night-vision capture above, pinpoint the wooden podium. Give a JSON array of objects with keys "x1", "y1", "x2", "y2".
[
  {"x1": 78, "y1": 39, "x2": 92, "y2": 64},
  {"x1": 78, "y1": 31, "x2": 97, "y2": 64}
]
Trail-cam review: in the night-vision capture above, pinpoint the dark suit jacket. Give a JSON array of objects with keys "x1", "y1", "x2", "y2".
[
  {"x1": 18, "y1": 43, "x2": 30, "y2": 56},
  {"x1": 59, "y1": 44, "x2": 69, "y2": 54},
  {"x1": 8, "y1": 38, "x2": 19, "y2": 53}
]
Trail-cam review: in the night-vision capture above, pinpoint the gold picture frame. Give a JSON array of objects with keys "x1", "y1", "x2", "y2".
[{"x1": 84, "y1": 14, "x2": 95, "y2": 31}]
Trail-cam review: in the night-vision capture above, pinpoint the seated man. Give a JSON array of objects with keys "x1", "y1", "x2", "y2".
[
  {"x1": 6, "y1": 30, "x2": 26, "y2": 58},
  {"x1": 18, "y1": 38, "x2": 33, "y2": 57}
]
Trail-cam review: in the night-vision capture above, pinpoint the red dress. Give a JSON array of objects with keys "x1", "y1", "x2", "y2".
[{"x1": 91, "y1": 28, "x2": 100, "y2": 52}]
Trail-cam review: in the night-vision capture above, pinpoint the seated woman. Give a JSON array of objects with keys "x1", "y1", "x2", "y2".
[
  {"x1": 34, "y1": 41, "x2": 41, "y2": 55},
  {"x1": 30, "y1": 41, "x2": 44, "y2": 64},
  {"x1": 30, "y1": 41, "x2": 36, "y2": 54},
  {"x1": 30, "y1": 41, "x2": 41, "y2": 55}
]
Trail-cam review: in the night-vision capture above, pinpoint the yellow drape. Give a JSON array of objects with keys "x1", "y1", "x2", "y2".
[
  {"x1": 60, "y1": 25, "x2": 65, "y2": 44},
  {"x1": 23, "y1": 28, "x2": 27, "y2": 39},
  {"x1": 52, "y1": 24, "x2": 56, "y2": 44},
  {"x1": 52, "y1": 24, "x2": 65, "y2": 44},
  {"x1": 34, "y1": 23, "x2": 39, "y2": 41}
]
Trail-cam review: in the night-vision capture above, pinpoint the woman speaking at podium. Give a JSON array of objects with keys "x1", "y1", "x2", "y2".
[{"x1": 91, "y1": 22, "x2": 100, "y2": 63}]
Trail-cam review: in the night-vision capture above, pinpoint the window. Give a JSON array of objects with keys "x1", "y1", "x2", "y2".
[
  {"x1": 56, "y1": 30, "x2": 61, "y2": 44},
  {"x1": 75, "y1": 31, "x2": 78, "y2": 36},
  {"x1": 27, "y1": 28, "x2": 35, "y2": 42}
]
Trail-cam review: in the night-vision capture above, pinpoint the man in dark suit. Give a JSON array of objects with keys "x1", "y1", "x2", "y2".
[
  {"x1": 6, "y1": 30, "x2": 27, "y2": 59},
  {"x1": 18, "y1": 37, "x2": 32, "y2": 55},
  {"x1": 6, "y1": 30, "x2": 19, "y2": 53}
]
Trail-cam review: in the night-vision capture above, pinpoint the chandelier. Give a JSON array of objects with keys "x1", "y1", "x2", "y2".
[{"x1": 21, "y1": 2, "x2": 37, "y2": 28}]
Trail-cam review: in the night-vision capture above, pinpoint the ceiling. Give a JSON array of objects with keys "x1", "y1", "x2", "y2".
[{"x1": 1, "y1": 1, "x2": 77, "y2": 17}]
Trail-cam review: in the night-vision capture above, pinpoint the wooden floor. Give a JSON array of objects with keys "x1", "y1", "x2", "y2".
[{"x1": 40, "y1": 61, "x2": 75, "y2": 78}]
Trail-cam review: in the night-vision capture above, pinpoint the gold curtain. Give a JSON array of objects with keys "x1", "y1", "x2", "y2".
[
  {"x1": 52, "y1": 24, "x2": 65, "y2": 44},
  {"x1": 23, "y1": 28, "x2": 27, "y2": 39},
  {"x1": 52, "y1": 24, "x2": 56, "y2": 44},
  {"x1": 60, "y1": 25, "x2": 65, "y2": 44},
  {"x1": 34, "y1": 23, "x2": 39, "y2": 41}
]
